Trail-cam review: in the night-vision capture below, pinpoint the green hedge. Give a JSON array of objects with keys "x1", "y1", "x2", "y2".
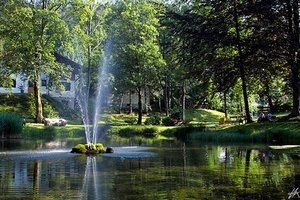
[
  {"x1": 0, "y1": 112, "x2": 23, "y2": 137},
  {"x1": 118, "y1": 126, "x2": 158, "y2": 138},
  {"x1": 145, "y1": 115, "x2": 161, "y2": 125}
]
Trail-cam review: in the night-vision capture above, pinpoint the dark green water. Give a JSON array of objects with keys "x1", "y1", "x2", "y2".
[{"x1": 0, "y1": 140, "x2": 299, "y2": 199}]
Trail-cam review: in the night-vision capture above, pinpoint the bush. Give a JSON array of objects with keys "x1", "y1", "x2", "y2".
[
  {"x1": 162, "y1": 117, "x2": 176, "y2": 126},
  {"x1": 170, "y1": 112, "x2": 181, "y2": 120},
  {"x1": 142, "y1": 127, "x2": 158, "y2": 137},
  {"x1": 124, "y1": 116, "x2": 137, "y2": 125},
  {"x1": 43, "y1": 101, "x2": 58, "y2": 118},
  {"x1": 144, "y1": 115, "x2": 161, "y2": 125},
  {"x1": 28, "y1": 93, "x2": 36, "y2": 118},
  {"x1": 118, "y1": 126, "x2": 158, "y2": 138},
  {"x1": 0, "y1": 112, "x2": 23, "y2": 137}
]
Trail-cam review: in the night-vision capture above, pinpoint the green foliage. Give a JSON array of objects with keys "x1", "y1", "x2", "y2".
[
  {"x1": 73, "y1": 144, "x2": 87, "y2": 154},
  {"x1": 180, "y1": 122, "x2": 300, "y2": 144},
  {"x1": 0, "y1": 112, "x2": 23, "y2": 137},
  {"x1": 162, "y1": 117, "x2": 176, "y2": 126},
  {"x1": 42, "y1": 95, "x2": 81, "y2": 121},
  {"x1": 108, "y1": 1, "x2": 165, "y2": 121},
  {"x1": 0, "y1": 1, "x2": 71, "y2": 122},
  {"x1": 144, "y1": 115, "x2": 161, "y2": 125},
  {"x1": 96, "y1": 143, "x2": 105, "y2": 153},
  {"x1": 22, "y1": 123, "x2": 84, "y2": 140},
  {"x1": 124, "y1": 116, "x2": 138, "y2": 125},
  {"x1": 118, "y1": 126, "x2": 158, "y2": 138},
  {"x1": 64, "y1": 1, "x2": 108, "y2": 96},
  {"x1": 0, "y1": 94, "x2": 80, "y2": 122},
  {"x1": 0, "y1": 94, "x2": 30, "y2": 118},
  {"x1": 71, "y1": 143, "x2": 107, "y2": 154},
  {"x1": 43, "y1": 101, "x2": 59, "y2": 118},
  {"x1": 185, "y1": 109, "x2": 224, "y2": 125},
  {"x1": 28, "y1": 93, "x2": 36, "y2": 118}
]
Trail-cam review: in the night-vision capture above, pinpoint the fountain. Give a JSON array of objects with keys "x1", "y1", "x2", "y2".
[{"x1": 71, "y1": 40, "x2": 113, "y2": 154}]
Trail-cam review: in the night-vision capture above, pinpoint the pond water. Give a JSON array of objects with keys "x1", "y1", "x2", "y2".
[{"x1": 0, "y1": 140, "x2": 300, "y2": 200}]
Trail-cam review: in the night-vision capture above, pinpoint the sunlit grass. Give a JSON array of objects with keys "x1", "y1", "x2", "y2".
[
  {"x1": 22, "y1": 123, "x2": 85, "y2": 139},
  {"x1": 185, "y1": 108, "x2": 224, "y2": 125},
  {"x1": 188, "y1": 121, "x2": 300, "y2": 144}
]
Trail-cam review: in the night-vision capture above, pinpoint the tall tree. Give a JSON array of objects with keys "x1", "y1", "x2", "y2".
[
  {"x1": 62, "y1": 0, "x2": 109, "y2": 127},
  {"x1": 109, "y1": 0, "x2": 165, "y2": 124},
  {"x1": 285, "y1": 0, "x2": 300, "y2": 116},
  {"x1": 0, "y1": 0, "x2": 70, "y2": 123}
]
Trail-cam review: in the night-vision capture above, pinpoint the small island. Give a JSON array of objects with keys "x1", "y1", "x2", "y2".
[{"x1": 71, "y1": 143, "x2": 114, "y2": 154}]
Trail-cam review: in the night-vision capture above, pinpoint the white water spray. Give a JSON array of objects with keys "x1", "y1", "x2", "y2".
[{"x1": 75, "y1": 41, "x2": 111, "y2": 145}]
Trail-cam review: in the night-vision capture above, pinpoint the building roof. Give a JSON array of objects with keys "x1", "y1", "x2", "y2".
[{"x1": 54, "y1": 52, "x2": 80, "y2": 81}]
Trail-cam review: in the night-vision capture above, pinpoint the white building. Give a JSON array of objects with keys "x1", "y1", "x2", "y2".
[{"x1": 0, "y1": 52, "x2": 80, "y2": 108}]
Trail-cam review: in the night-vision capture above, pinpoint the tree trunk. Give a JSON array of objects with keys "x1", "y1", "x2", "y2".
[
  {"x1": 265, "y1": 82, "x2": 275, "y2": 113},
  {"x1": 129, "y1": 90, "x2": 133, "y2": 114},
  {"x1": 158, "y1": 96, "x2": 162, "y2": 112},
  {"x1": 224, "y1": 91, "x2": 228, "y2": 119},
  {"x1": 233, "y1": 0, "x2": 252, "y2": 123},
  {"x1": 181, "y1": 81, "x2": 186, "y2": 121},
  {"x1": 165, "y1": 78, "x2": 169, "y2": 116},
  {"x1": 137, "y1": 87, "x2": 143, "y2": 125},
  {"x1": 118, "y1": 96, "x2": 123, "y2": 114},
  {"x1": 287, "y1": 0, "x2": 300, "y2": 117},
  {"x1": 34, "y1": 71, "x2": 43, "y2": 123},
  {"x1": 144, "y1": 88, "x2": 148, "y2": 115}
]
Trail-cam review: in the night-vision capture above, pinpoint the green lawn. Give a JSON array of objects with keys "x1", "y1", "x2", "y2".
[
  {"x1": 185, "y1": 108, "x2": 224, "y2": 124},
  {"x1": 2, "y1": 93, "x2": 300, "y2": 144}
]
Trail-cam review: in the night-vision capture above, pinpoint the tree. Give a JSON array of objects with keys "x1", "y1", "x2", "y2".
[
  {"x1": 285, "y1": 0, "x2": 300, "y2": 116},
  {"x1": 61, "y1": 0, "x2": 109, "y2": 130},
  {"x1": 0, "y1": 0, "x2": 70, "y2": 123},
  {"x1": 109, "y1": 0, "x2": 165, "y2": 124}
]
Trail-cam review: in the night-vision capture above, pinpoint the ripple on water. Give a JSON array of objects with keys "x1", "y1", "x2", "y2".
[
  {"x1": 0, "y1": 149, "x2": 76, "y2": 160},
  {"x1": 101, "y1": 146, "x2": 157, "y2": 158},
  {"x1": 0, "y1": 146, "x2": 156, "y2": 160}
]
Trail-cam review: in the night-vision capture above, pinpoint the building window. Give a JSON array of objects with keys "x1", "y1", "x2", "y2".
[
  {"x1": 62, "y1": 82, "x2": 71, "y2": 91},
  {"x1": 41, "y1": 80, "x2": 47, "y2": 87}
]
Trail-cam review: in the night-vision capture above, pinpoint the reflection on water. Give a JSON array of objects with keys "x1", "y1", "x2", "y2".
[
  {"x1": 81, "y1": 157, "x2": 99, "y2": 200},
  {"x1": 0, "y1": 141, "x2": 300, "y2": 199}
]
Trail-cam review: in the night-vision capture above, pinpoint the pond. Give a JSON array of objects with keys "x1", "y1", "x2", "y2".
[{"x1": 0, "y1": 139, "x2": 300, "y2": 200}]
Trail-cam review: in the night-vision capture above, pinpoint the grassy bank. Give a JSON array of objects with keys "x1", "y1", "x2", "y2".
[
  {"x1": 20, "y1": 120, "x2": 300, "y2": 145},
  {"x1": 2, "y1": 93, "x2": 299, "y2": 145},
  {"x1": 22, "y1": 123, "x2": 85, "y2": 140},
  {"x1": 0, "y1": 93, "x2": 81, "y2": 121},
  {"x1": 184, "y1": 122, "x2": 300, "y2": 144}
]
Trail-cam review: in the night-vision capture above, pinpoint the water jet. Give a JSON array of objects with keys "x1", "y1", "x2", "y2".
[{"x1": 73, "y1": 40, "x2": 112, "y2": 153}]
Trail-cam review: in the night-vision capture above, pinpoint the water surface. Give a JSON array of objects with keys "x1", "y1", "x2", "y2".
[{"x1": 0, "y1": 140, "x2": 299, "y2": 199}]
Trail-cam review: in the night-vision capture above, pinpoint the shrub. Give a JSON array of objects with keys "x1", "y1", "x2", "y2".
[
  {"x1": 142, "y1": 127, "x2": 158, "y2": 137},
  {"x1": 118, "y1": 126, "x2": 158, "y2": 138},
  {"x1": 71, "y1": 143, "x2": 106, "y2": 154},
  {"x1": 96, "y1": 143, "x2": 105, "y2": 153},
  {"x1": 0, "y1": 112, "x2": 23, "y2": 137},
  {"x1": 124, "y1": 116, "x2": 137, "y2": 125},
  {"x1": 144, "y1": 115, "x2": 161, "y2": 125},
  {"x1": 43, "y1": 101, "x2": 58, "y2": 118},
  {"x1": 170, "y1": 112, "x2": 181, "y2": 120},
  {"x1": 162, "y1": 117, "x2": 176, "y2": 126},
  {"x1": 28, "y1": 93, "x2": 36, "y2": 118},
  {"x1": 72, "y1": 144, "x2": 87, "y2": 154}
]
